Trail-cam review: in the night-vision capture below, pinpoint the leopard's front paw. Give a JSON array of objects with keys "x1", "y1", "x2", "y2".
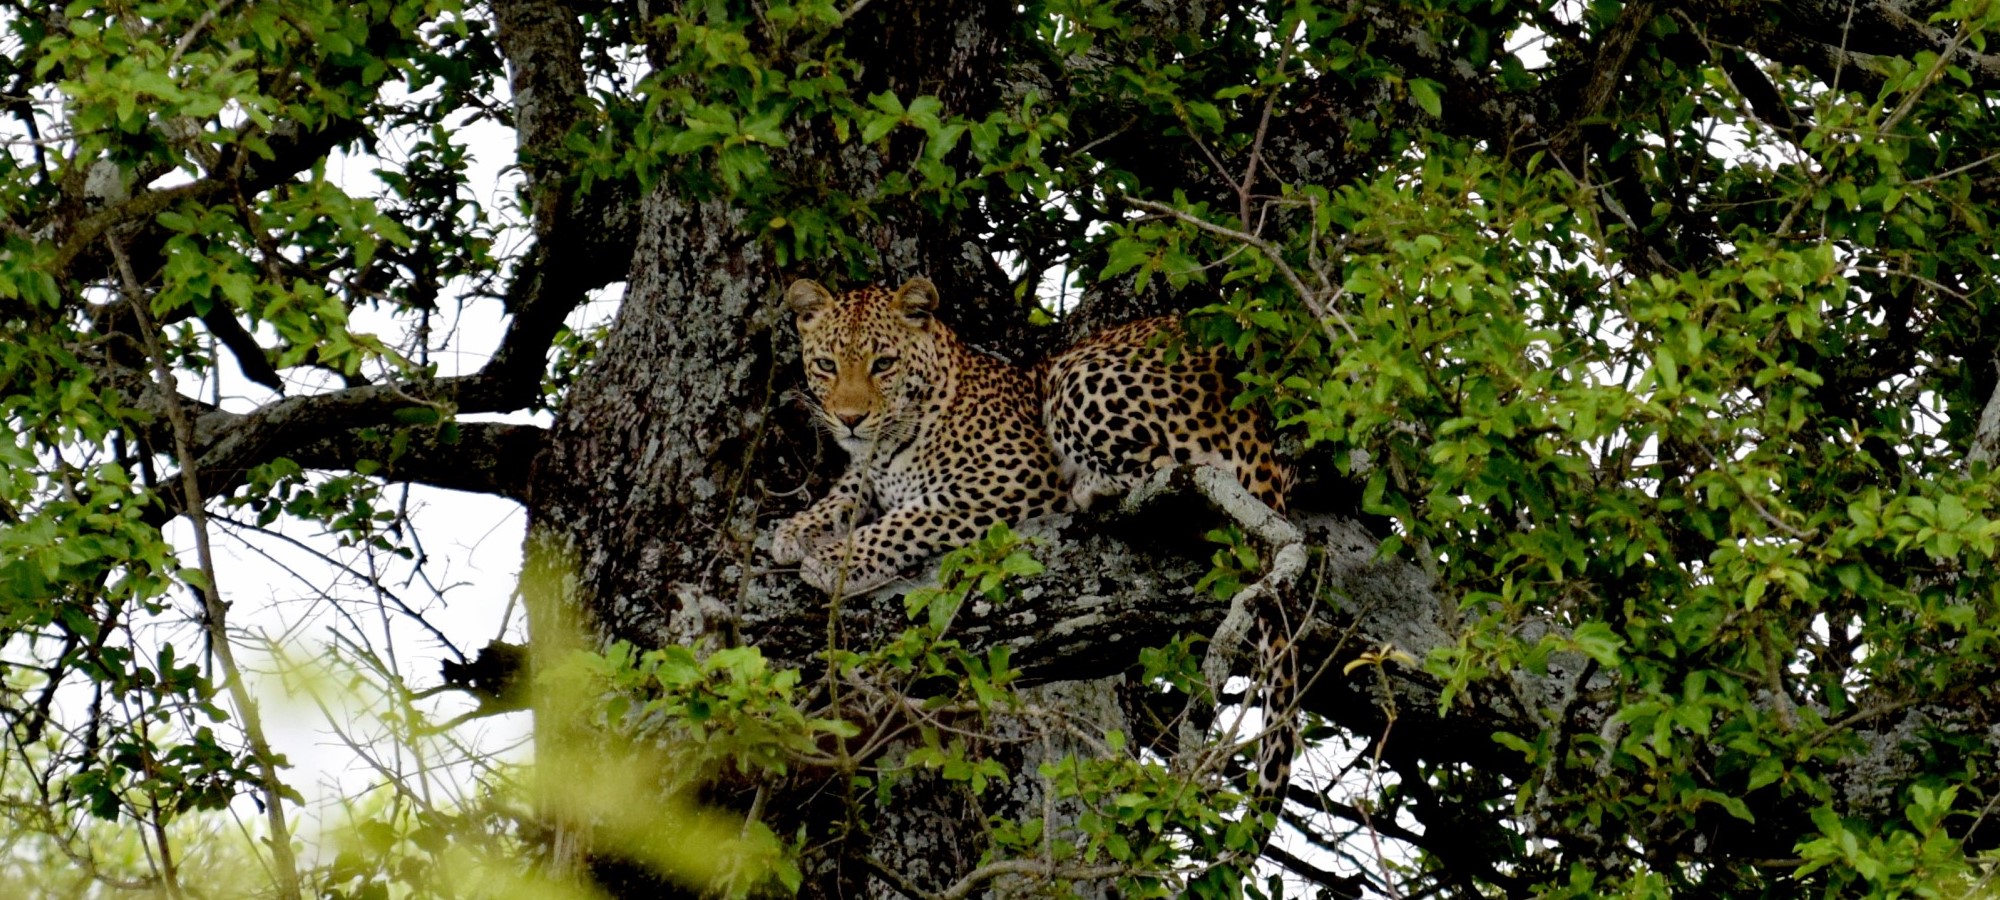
[
  {"x1": 770, "y1": 514, "x2": 826, "y2": 565},
  {"x1": 799, "y1": 544, "x2": 894, "y2": 598},
  {"x1": 797, "y1": 552, "x2": 836, "y2": 592}
]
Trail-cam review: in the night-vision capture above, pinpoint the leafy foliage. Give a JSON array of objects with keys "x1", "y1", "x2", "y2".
[{"x1": 11, "y1": 0, "x2": 2000, "y2": 896}]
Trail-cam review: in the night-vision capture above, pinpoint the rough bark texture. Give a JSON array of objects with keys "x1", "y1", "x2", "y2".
[{"x1": 523, "y1": 187, "x2": 1134, "y2": 897}]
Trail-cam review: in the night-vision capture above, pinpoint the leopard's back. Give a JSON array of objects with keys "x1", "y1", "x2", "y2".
[{"x1": 1038, "y1": 317, "x2": 1288, "y2": 513}]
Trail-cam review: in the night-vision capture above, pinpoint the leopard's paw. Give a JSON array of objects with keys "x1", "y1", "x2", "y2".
[
  {"x1": 770, "y1": 514, "x2": 821, "y2": 565},
  {"x1": 799, "y1": 546, "x2": 894, "y2": 598}
]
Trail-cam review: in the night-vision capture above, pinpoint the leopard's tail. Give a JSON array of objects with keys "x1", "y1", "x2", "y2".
[{"x1": 1242, "y1": 591, "x2": 1305, "y2": 864}]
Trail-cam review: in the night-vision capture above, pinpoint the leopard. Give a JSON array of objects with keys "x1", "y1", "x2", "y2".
[
  {"x1": 771, "y1": 276, "x2": 1289, "y2": 598},
  {"x1": 769, "y1": 276, "x2": 1069, "y2": 597}
]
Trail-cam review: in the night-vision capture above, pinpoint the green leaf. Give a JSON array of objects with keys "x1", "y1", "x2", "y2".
[
  {"x1": 391, "y1": 407, "x2": 442, "y2": 425},
  {"x1": 1101, "y1": 235, "x2": 1155, "y2": 281},
  {"x1": 1570, "y1": 622, "x2": 1624, "y2": 666},
  {"x1": 860, "y1": 113, "x2": 899, "y2": 143},
  {"x1": 1409, "y1": 78, "x2": 1443, "y2": 118},
  {"x1": 998, "y1": 551, "x2": 1043, "y2": 577}
]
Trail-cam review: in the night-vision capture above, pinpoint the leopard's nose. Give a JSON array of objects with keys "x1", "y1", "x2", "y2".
[{"x1": 837, "y1": 412, "x2": 867, "y2": 428}]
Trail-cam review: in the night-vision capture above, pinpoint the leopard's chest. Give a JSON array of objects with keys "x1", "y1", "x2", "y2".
[
  {"x1": 868, "y1": 452, "x2": 934, "y2": 508},
  {"x1": 861, "y1": 388, "x2": 1026, "y2": 508}
]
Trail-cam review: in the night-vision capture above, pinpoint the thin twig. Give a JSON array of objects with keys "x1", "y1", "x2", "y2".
[
  {"x1": 1355, "y1": 717, "x2": 1404, "y2": 900},
  {"x1": 110, "y1": 235, "x2": 304, "y2": 900},
  {"x1": 167, "y1": 0, "x2": 237, "y2": 68},
  {"x1": 142, "y1": 784, "x2": 185, "y2": 899},
  {"x1": 1905, "y1": 148, "x2": 2000, "y2": 187},
  {"x1": 1123, "y1": 196, "x2": 1359, "y2": 343},
  {"x1": 1693, "y1": 442, "x2": 1815, "y2": 540},
  {"x1": 840, "y1": 0, "x2": 873, "y2": 22},
  {"x1": 1237, "y1": 20, "x2": 1301, "y2": 231},
  {"x1": 1806, "y1": 699, "x2": 1919, "y2": 749},
  {"x1": 210, "y1": 513, "x2": 462, "y2": 652},
  {"x1": 1880, "y1": 20, "x2": 1971, "y2": 137},
  {"x1": 861, "y1": 855, "x2": 937, "y2": 899}
]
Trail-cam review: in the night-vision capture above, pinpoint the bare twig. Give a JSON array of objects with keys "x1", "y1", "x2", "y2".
[
  {"x1": 1123, "y1": 195, "x2": 1359, "y2": 343},
  {"x1": 1693, "y1": 442, "x2": 1816, "y2": 541},
  {"x1": 1880, "y1": 20, "x2": 1971, "y2": 136},
  {"x1": 210, "y1": 513, "x2": 462, "y2": 652},
  {"x1": 1237, "y1": 20, "x2": 1301, "y2": 231},
  {"x1": 860, "y1": 855, "x2": 935, "y2": 898},
  {"x1": 166, "y1": 0, "x2": 237, "y2": 67},
  {"x1": 1355, "y1": 716, "x2": 1404, "y2": 900},
  {"x1": 110, "y1": 236, "x2": 304, "y2": 900},
  {"x1": 1905, "y1": 149, "x2": 2000, "y2": 187},
  {"x1": 1806, "y1": 699, "x2": 1921, "y2": 749}
]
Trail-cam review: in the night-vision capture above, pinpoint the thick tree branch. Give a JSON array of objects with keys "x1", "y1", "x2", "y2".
[
  {"x1": 738, "y1": 488, "x2": 1479, "y2": 766},
  {"x1": 1968, "y1": 366, "x2": 2000, "y2": 469},
  {"x1": 1551, "y1": 0, "x2": 1658, "y2": 159},
  {"x1": 62, "y1": 116, "x2": 370, "y2": 290},
  {"x1": 50, "y1": 180, "x2": 226, "y2": 276},
  {"x1": 200, "y1": 305, "x2": 287, "y2": 392},
  {"x1": 1261, "y1": 842, "x2": 1369, "y2": 899},
  {"x1": 484, "y1": 0, "x2": 638, "y2": 406},
  {"x1": 127, "y1": 373, "x2": 546, "y2": 521},
  {"x1": 287, "y1": 421, "x2": 544, "y2": 502},
  {"x1": 47, "y1": 3, "x2": 601, "y2": 499},
  {"x1": 485, "y1": 196, "x2": 637, "y2": 405},
  {"x1": 492, "y1": 0, "x2": 586, "y2": 247},
  {"x1": 1716, "y1": 47, "x2": 1803, "y2": 135},
  {"x1": 1698, "y1": 0, "x2": 2000, "y2": 91}
]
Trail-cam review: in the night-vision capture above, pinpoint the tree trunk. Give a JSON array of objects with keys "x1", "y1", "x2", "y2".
[{"x1": 523, "y1": 191, "x2": 1132, "y2": 896}]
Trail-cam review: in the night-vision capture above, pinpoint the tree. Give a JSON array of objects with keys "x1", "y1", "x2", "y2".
[{"x1": 7, "y1": 0, "x2": 2000, "y2": 896}]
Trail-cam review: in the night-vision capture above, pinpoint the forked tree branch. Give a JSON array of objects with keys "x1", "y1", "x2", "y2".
[{"x1": 60, "y1": 0, "x2": 622, "y2": 517}]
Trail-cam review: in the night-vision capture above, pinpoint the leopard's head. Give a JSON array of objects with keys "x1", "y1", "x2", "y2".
[{"x1": 785, "y1": 276, "x2": 948, "y2": 456}]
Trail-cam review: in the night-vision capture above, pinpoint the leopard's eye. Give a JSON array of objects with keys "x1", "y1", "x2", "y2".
[
  {"x1": 870, "y1": 356, "x2": 898, "y2": 375},
  {"x1": 812, "y1": 357, "x2": 837, "y2": 375}
]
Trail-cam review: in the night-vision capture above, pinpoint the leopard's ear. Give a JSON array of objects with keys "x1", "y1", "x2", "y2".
[
  {"x1": 785, "y1": 279, "x2": 835, "y2": 323},
  {"x1": 891, "y1": 276, "x2": 939, "y2": 322}
]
